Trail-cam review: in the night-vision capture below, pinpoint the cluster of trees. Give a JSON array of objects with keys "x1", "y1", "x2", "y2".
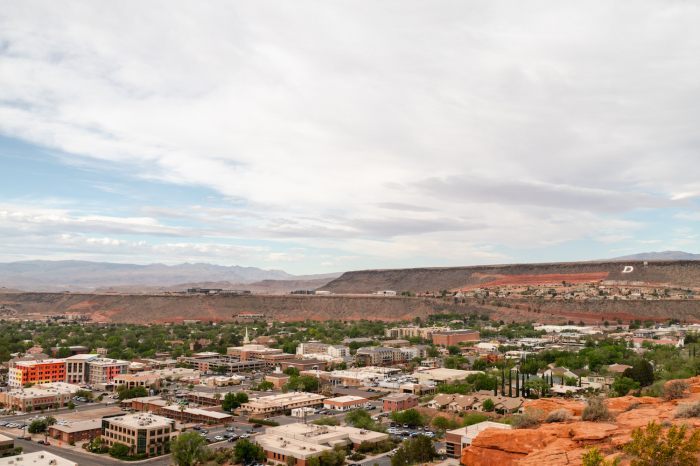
[
  {"x1": 344, "y1": 409, "x2": 386, "y2": 432},
  {"x1": 116, "y1": 384, "x2": 149, "y2": 401},
  {"x1": 388, "y1": 408, "x2": 427, "y2": 426},
  {"x1": 221, "y1": 392, "x2": 248, "y2": 411},
  {"x1": 390, "y1": 436, "x2": 438, "y2": 466}
]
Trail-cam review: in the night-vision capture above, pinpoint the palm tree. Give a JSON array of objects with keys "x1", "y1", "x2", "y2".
[
  {"x1": 143, "y1": 403, "x2": 150, "y2": 413},
  {"x1": 178, "y1": 404, "x2": 186, "y2": 422},
  {"x1": 166, "y1": 400, "x2": 173, "y2": 407},
  {"x1": 44, "y1": 416, "x2": 57, "y2": 442},
  {"x1": 53, "y1": 402, "x2": 59, "y2": 412},
  {"x1": 213, "y1": 392, "x2": 222, "y2": 405}
]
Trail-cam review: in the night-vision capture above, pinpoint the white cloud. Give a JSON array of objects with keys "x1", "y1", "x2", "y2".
[
  {"x1": 1, "y1": 2, "x2": 700, "y2": 269},
  {"x1": 637, "y1": 240, "x2": 662, "y2": 244}
]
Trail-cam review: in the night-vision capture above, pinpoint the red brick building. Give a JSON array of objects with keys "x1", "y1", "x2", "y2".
[
  {"x1": 432, "y1": 330, "x2": 480, "y2": 346},
  {"x1": 381, "y1": 393, "x2": 419, "y2": 412},
  {"x1": 280, "y1": 359, "x2": 327, "y2": 371}
]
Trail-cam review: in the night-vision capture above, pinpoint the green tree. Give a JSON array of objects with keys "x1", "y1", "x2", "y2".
[
  {"x1": 525, "y1": 378, "x2": 550, "y2": 397},
  {"x1": 621, "y1": 360, "x2": 655, "y2": 387},
  {"x1": 427, "y1": 347, "x2": 440, "y2": 358},
  {"x1": 447, "y1": 345, "x2": 461, "y2": 356},
  {"x1": 256, "y1": 381, "x2": 274, "y2": 391},
  {"x1": 171, "y1": 432, "x2": 209, "y2": 466},
  {"x1": 612, "y1": 377, "x2": 640, "y2": 397},
  {"x1": 624, "y1": 421, "x2": 700, "y2": 466},
  {"x1": 406, "y1": 435, "x2": 438, "y2": 464},
  {"x1": 67, "y1": 402, "x2": 75, "y2": 410},
  {"x1": 388, "y1": 408, "x2": 425, "y2": 426},
  {"x1": 482, "y1": 399, "x2": 495, "y2": 411},
  {"x1": 57, "y1": 347, "x2": 71, "y2": 358},
  {"x1": 109, "y1": 442, "x2": 130, "y2": 458},
  {"x1": 233, "y1": 438, "x2": 265, "y2": 464},
  {"x1": 390, "y1": 447, "x2": 407, "y2": 466}
]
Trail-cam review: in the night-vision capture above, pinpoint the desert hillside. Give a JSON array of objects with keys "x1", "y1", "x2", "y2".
[
  {"x1": 320, "y1": 260, "x2": 700, "y2": 294},
  {"x1": 2, "y1": 291, "x2": 700, "y2": 324}
]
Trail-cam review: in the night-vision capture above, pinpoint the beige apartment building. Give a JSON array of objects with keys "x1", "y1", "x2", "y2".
[{"x1": 101, "y1": 413, "x2": 175, "y2": 457}]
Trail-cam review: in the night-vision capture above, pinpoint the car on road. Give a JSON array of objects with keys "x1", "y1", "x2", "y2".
[
  {"x1": 246, "y1": 429, "x2": 254, "y2": 433},
  {"x1": 199, "y1": 432, "x2": 206, "y2": 436},
  {"x1": 252, "y1": 423, "x2": 262, "y2": 428},
  {"x1": 240, "y1": 434, "x2": 250, "y2": 438},
  {"x1": 37, "y1": 440, "x2": 45, "y2": 444},
  {"x1": 205, "y1": 438, "x2": 213, "y2": 443},
  {"x1": 226, "y1": 427, "x2": 236, "y2": 432},
  {"x1": 43, "y1": 441, "x2": 51, "y2": 446},
  {"x1": 200, "y1": 429, "x2": 208, "y2": 434}
]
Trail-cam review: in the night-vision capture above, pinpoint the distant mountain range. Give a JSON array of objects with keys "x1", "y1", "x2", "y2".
[
  {"x1": 605, "y1": 251, "x2": 700, "y2": 261},
  {"x1": 0, "y1": 260, "x2": 343, "y2": 292}
]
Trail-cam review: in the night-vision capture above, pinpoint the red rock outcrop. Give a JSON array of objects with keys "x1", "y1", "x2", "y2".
[{"x1": 461, "y1": 377, "x2": 700, "y2": 466}]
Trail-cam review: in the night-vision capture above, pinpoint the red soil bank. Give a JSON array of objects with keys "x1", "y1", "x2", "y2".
[{"x1": 460, "y1": 273, "x2": 610, "y2": 290}]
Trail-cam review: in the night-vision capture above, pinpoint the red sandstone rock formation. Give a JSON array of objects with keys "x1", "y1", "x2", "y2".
[{"x1": 461, "y1": 377, "x2": 700, "y2": 466}]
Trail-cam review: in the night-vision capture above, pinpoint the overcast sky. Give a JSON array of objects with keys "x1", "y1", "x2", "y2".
[{"x1": 1, "y1": 1, "x2": 699, "y2": 274}]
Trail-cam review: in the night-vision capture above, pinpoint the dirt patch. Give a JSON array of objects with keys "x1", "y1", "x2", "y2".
[{"x1": 460, "y1": 273, "x2": 610, "y2": 290}]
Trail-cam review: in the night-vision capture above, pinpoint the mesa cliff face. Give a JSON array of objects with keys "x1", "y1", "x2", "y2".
[
  {"x1": 461, "y1": 379, "x2": 700, "y2": 466},
  {"x1": 0, "y1": 292, "x2": 463, "y2": 324},
  {"x1": 320, "y1": 260, "x2": 700, "y2": 294}
]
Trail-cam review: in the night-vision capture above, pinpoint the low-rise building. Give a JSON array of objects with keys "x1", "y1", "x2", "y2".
[
  {"x1": 300, "y1": 369, "x2": 382, "y2": 387},
  {"x1": 323, "y1": 396, "x2": 369, "y2": 411},
  {"x1": 432, "y1": 330, "x2": 480, "y2": 346},
  {"x1": 0, "y1": 451, "x2": 76, "y2": 466},
  {"x1": 256, "y1": 423, "x2": 389, "y2": 466},
  {"x1": 50, "y1": 346, "x2": 90, "y2": 357},
  {"x1": 385, "y1": 327, "x2": 448, "y2": 340},
  {"x1": 101, "y1": 413, "x2": 175, "y2": 457},
  {"x1": 49, "y1": 419, "x2": 102, "y2": 443},
  {"x1": 382, "y1": 340, "x2": 410, "y2": 348},
  {"x1": 113, "y1": 374, "x2": 160, "y2": 390},
  {"x1": 265, "y1": 373, "x2": 291, "y2": 389},
  {"x1": 354, "y1": 347, "x2": 402, "y2": 366},
  {"x1": 280, "y1": 359, "x2": 327, "y2": 372},
  {"x1": 0, "y1": 434, "x2": 13, "y2": 457},
  {"x1": 0, "y1": 382, "x2": 76, "y2": 412},
  {"x1": 241, "y1": 392, "x2": 326, "y2": 416},
  {"x1": 381, "y1": 393, "x2": 419, "y2": 412},
  {"x1": 413, "y1": 368, "x2": 480, "y2": 383}
]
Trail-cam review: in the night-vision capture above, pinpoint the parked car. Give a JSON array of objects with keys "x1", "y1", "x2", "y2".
[
  {"x1": 215, "y1": 436, "x2": 224, "y2": 441},
  {"x1": 37, "y1": 440, "x2": 44, "y2": 444},
  {"x1": 252, "y1": 423, "x2": 262, "y2": 428}
]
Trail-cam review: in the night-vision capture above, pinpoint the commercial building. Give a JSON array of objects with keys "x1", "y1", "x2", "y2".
[
  {"x1": 432, "y1": 330, "x2": 480, "y2": 346},
  {"x1": 50, "y1": 346, "x2": 90, "y2": 357},
  {"x1": 413, "y1": 368, "x2": 480, "y2": 383},
  {"x1": 8, "y1": 358, "x2": 66, "y2": 388},
  {"x1": 125, "y1": 397, "x2": 233, "y2": 424},
  {"x1": 323, "y1": 396, "x2": 369, "y2": 411},
  {"x1": 227, "y1": 345, "x2": 295, "y2": 366},
  {"x1": 300, "y1": 369, "x2": 382, "y2": 387},
  {"x1": 256, "y1": 423, "x2": 389, "y2": 466},
  {"x1": 445, "y1": 422, "x2": 512, "y2": 459},
  {"x1": 182, "y1": 355, "x2": 265, "y2": 373},
  {"x1": 65, "y1": 353, "x2": 98, "y2": 384},
  {"x1": 280, "y1": 359, "x2": 327, "y2": 372},
  {"x1": 101, "y1": 413, "x2": 175, "y2": 457},
  {"x1": 87, "y1": 358, "x2": 129, "y2": 383},
  {"x1": 241, "y1": 392, "x2": 326, "y2": 416},
  {"x1": 113, "y1": 374, "x2": 160, "y2": 390},
  {"x1": 0, "y1": 451, "x2": 77, "y2": 466},
  {"x1": 265, "y1": 373, "x2": 291, "y2": 389},
  {"x1": 384, "y1": 327, "x2": 447, "y2": 339},
  {"x1": 0, "y1": 434, "x2": 13, "y2": 457},
  {"x1": 0, "y1": 382, "x2": 76, "y2": 412},
  {"x1": 49, "y1": 419, "x2": 102, "y2": 443},
  {"x1": 381, "y1": 393, "x2": 419, "y2": 412}
]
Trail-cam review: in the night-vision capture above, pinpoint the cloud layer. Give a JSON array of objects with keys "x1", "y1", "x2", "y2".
[{"x1": 1, "y1": 1, "x2": 699, "y2": 271}]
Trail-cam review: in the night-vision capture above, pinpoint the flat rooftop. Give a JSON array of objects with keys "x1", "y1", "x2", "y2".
[
  {"x1": 325, "y1": 396, "x2": 367, "y2": 403},
  {"x1": 0, "y1": 451, "x2": 77, "y2": 466},
  {"x1": 105, "y1": 413, "x2": 173, "y2": 429},
  {"x1": 50, "y1": 419, "x2": 101, "y2": 433}
]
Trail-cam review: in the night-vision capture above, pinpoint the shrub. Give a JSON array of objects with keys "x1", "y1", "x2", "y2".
[
  {"x1": 676, "y1": 401, "x2": 700, "y2": 419},
  {"x1": 665, "y1": 380, "x2": 691, "y2": 401},
  {"x1": 69, "y1": 440, "x2": 75, "y2": 446},
  {"x1": 511, "y1": 408, "x2": 543, "y2": 429},
  {"x1": 624, "y1": 421, "x2": 700, "y2": 466},
  {"x1": 581, "y1": 446, "x2": 620, "y2": 466},
  {"x1": 623, "y1": 403, "x2": 641, "y2": 413},
  {"x1": 313, "y1": 417, "x2": 340, "y2": 426},
  {"x1": 545, "y1": 409, "x2": 571, "y2": 423},
  {"x1": 249, "y1": 418, "x2": 280, "y2": 427},
  {"x1": 349, "y1": 453, "x2": 366, "y2": 461},
  {"x1": 581, "y1": 397, "x2": 613, "y2": 422}
]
